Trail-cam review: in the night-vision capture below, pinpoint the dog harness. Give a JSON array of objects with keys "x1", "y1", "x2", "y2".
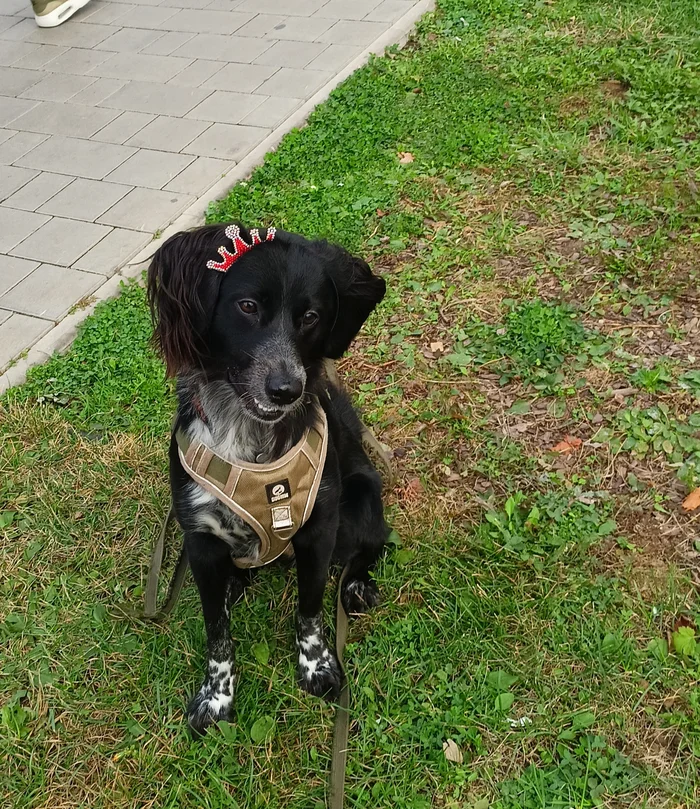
[{"x1": 175, "y1": 403, "x2": 328, "y2": 569}]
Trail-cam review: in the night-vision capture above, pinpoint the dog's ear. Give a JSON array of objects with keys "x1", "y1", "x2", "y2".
[
  {"x1": 146, "y1": 225, "x2": 225, "y2": 376},
  {"x1": 323, "y1": 247, "x2": 386, "y2": 359}
]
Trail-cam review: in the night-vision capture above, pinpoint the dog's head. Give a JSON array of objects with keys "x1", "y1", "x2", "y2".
[{"x1": 147, "y1": 223, "x2": 385, "y2": 422}]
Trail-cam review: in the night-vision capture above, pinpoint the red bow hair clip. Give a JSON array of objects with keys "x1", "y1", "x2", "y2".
[{"x1": 206, "y1": 224, "x2": 277, "y2": 273}]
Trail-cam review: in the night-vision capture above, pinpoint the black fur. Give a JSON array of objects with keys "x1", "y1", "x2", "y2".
[{"x1": 147, "y1": 224, "x2": 390, "y2": 734}]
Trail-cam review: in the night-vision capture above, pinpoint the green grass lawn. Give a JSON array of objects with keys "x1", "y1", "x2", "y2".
[{"x1": 2, "y1": 0, "x2": 700, "y2": 806}]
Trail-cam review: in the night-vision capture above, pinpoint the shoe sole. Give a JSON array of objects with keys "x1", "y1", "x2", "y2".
[{"x1": 34, "y1": 0, "x2": 91, "y2": 27}]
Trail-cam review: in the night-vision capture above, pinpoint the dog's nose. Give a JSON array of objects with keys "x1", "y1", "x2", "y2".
[{"x1": 265, "y1": 371, "x2": 303, "y2": 405}]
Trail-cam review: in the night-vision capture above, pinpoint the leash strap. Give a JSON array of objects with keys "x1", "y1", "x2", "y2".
[
  {"x1": 322, "y1": 359, "x2": 393, "y2": 489},
  {"x1": 330, "y1": 566, "x2": 350, "y2": 809},
  {"x1": 360, "y1": 425, "x2": 393, "y2": 490},
  {"x1": 143, "y1": 504, "x2": 189, "y2": 621}
]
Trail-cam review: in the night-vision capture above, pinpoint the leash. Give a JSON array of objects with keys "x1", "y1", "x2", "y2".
[
  {"x1": 143, "y1": 504, "x2": 188, "y2": 621},
  {"x1": 322, "y1": 359, "x2": 394, "y2": 491},
  {"x1": 330, "y1": 566, "x2": 351, "y2": 809}
]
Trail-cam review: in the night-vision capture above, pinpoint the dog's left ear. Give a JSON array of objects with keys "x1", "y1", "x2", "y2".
[{"x1": 323, "y1": 247, "x2": 386, "y2": 359}]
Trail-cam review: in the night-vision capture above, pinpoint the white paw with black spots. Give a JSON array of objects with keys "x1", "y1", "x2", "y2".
[
  {"x1": 296, "y1": 646, "x2": 342, "y2": 700},
  {"x1": 187, "y1": 659, "x2": 236, "y2": 735},
  {"x1": 295, "y1": 614, "x2": 342, "y2": 700},
  {"x1": 341, "y1": 578, "x2": 380, "y2": 615}
]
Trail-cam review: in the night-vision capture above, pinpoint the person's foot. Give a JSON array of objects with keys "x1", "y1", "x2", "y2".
[{"x1": 32, "y1": 0, "x2": 91, "y2": 28}]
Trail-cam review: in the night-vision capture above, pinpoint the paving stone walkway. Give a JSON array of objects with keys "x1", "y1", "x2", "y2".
[{"x1": 0, "y1": 0, "x2": 423, "y2": 375}]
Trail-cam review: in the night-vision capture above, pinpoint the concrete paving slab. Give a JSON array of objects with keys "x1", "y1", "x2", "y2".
[
  {"x1": 15, "y1": 135, "x2": 136, "y2": 179},
  {"x1": 97, "y1": 185, "x2": 193, "y2": 231},
  {"x1": 38, "y1": 178, "x2": 132, "y2": 221},
  {"x1": 10, "y1": 216, "x2": 113, "y2": 265},
  {"x1": 3, "y1": 171, "x2": 72, "y2": 211},
  {"x1": 0, "y1": 254, "x2": 39, "y2": 296},
  {"x1": 0, "y1": 263, "x2": 105, "y2": 320},
  {"x1": 0, "y1": 312, "x2": 52, "y2": 368}
]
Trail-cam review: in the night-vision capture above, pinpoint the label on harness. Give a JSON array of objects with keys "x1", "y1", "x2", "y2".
[{"x1": 266, "y1": 479, "x2": 291, "y2": 504}]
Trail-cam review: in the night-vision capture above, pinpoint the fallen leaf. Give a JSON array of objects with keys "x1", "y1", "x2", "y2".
[
  {"x1": 394, "y1": 548, "x2": 414, "y2": 566},
  {"x1": 647, "y1": 637, "x2": 668, "y2": 661},
  {"x1": 398, "y1": 151, "x2": 415, "y2": 164},
  {"x1": 682, "y1": 487, "x2": 700, "y2": 511},
  {"x1": 442, "y1": 739, "x2": 463, "y2": 764},
  {"x1": 250, "y1": 715, "x2": 275, "y2": 743},
  {"x1": 406, "y1": 477, "x2": 424, "y2": 497},
  {"x1": 487, "y1": 670, "x2": 518, "y2": 690},
  {"x1": 673, "y1": 615, "x2": 697, "y2": 632},
  {"x1": 507, "y1": 400, "x2": 531, "y2": 416},
  {"x1": 571, "y1": 711, "x2": 596, "y2": 730},
  {"x1": 495, "y1": 692, "x2": 515, "y2": 711},
  {"x1": 251, "y1": 641, "x2": 270, "y2": 666},
  {"x1": 551, "y1": 435, "x2": 583, "y2": 454},
  {"x1": 672, "y1": 626, "x2": 697, "y2": 658}
]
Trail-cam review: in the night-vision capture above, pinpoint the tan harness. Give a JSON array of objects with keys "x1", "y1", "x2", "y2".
[{"x1": 175, "y1": 404, "x2": 328, "y2": 569}]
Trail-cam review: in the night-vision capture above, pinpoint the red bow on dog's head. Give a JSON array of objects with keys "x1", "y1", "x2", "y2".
[{"x1": 207, "y1": 224, "x2": 276, "y2": 273}]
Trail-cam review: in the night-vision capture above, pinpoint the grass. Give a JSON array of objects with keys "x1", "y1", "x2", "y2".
[{"x1": 2, "y1": 0, "x2": 700, "y2": 806}]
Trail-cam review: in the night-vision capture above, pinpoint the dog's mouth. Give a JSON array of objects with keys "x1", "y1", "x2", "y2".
[
  {"x1": 227, "y1": 369, "x2": 303, "y2": 423},
  {"x1": 249, "y1": 396, "x2": 286, "y2": 421}
]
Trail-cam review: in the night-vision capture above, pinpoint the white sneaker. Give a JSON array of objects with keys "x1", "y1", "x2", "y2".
[{"x1": 32, "y1": 0, "x2": 92, "y2": 28}]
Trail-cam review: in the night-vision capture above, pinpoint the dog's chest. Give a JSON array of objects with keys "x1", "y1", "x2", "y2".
[
  {"x1": 183, "y1": 419, "x2": 272, "y2": 557},
  {"x1": 187, "y1": 483, "x2": 258, "y2": 548}
]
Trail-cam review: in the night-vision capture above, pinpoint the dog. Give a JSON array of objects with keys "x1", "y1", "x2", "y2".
[{"x1": 146, "y1": 223, "x2": 390, "y2": 734}]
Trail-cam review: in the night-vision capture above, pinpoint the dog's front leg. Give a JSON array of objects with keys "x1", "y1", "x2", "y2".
[
  {"x1": 185, "y1": 531, "x2": 243, "y2": 735},
  {"x1": 293, "y1": 517, "x2": 342, "y2": 700}
]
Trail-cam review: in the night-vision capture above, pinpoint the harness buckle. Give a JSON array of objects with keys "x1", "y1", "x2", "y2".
[{"x1": 271, "y1": 505, "x2": 293, "y2": 531}]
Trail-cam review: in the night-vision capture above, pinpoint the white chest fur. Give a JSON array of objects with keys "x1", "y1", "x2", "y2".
[{"x1": 184, "y1": 418, "x2": 261, "y2": 554}]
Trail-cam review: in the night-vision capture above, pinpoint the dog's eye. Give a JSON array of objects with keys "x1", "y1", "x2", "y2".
[
  {"x1": 301, "y1": 311, "x2": 319, "y2": 328},
  {"x1": 238, "y1": 300, "x2": 258, "y2": 315}
]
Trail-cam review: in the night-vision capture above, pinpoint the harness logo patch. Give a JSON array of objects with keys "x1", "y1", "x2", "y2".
[{"x1": 266, "y1": 479, "x2": 291, "y2": 504}]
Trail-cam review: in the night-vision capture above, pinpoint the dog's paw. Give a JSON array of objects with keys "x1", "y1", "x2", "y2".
[
  {"x1": 187, "y1": 659, "x2": 236, "y2": 736},
  {"x1": 295, "y1": 613, "x2": 342, "y2": 700},
  {"x1": 297, "y1": 647, "x2": 342, "y2": 701},
  {"x1": 341, "y1": 577, "x2": 380, "y2": 616}
]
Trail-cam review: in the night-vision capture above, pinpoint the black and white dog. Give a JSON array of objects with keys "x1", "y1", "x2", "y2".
[{"x1": 147, "y1": 223, "x2": 390, "y2": 734}]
